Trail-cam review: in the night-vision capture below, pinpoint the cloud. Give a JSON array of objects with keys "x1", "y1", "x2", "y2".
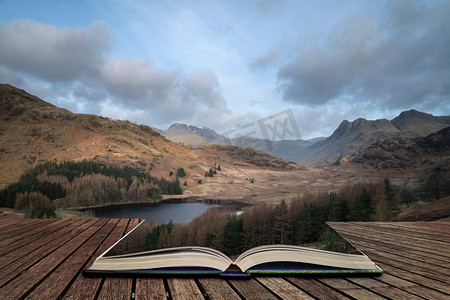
[
  {"x1": 277, "y1": 1, "x2": 450, "y2": 110},
  {"x1": 250, "y1": 43, "x2": 287, "y2": 71},
  {"x1": 256, "y1": 0, "x2": 284, "y2": 14},
  {"x1": 183, "y1": 71, "x2": 228, "y2": 110},
  {"x1": 100, "y1": 57, "x2": 179, "y2": 102},
  {"x1": 0, "y1": 19, "x2": 109, "y2": 81},
  {"x1": 0, "y1": 18, "x2": 233, "y2": 131}
]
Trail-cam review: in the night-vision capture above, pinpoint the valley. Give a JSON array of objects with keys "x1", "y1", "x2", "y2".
[{"x1": 0, "y1": 83, "x2": 448, "y2": 212}]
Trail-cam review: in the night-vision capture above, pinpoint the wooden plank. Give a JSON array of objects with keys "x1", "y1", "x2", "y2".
[
  {"x1": 331, "y1": 223, "x2": 450, "y2": 257},
  {"x1": 228, "y1": 278, "x2": 277, "y2": 300},
  {"x1": 338, "y1": 229, "x2": 450, "y2": 267},
  {"x1": 0, "y1": 218, "x2": 103, "y2": 299},
  {"x1": 371, "y1": 260, "x2": 450, "y2": 295},
  {"x1": 406, "y1": 286, "x2": 450, "y2": 300},
  {"x1": 331, "y1": 225, "x2": 450, "y2": 263},
  {"x1": 197, "y1": 278, "x2": 241, "y2": 300},
  {"x1": 0, "y1": 218, "x2": 66, "y2": 248},
  {"x1": 0, "y1": 218, "x2": 54, "y2": 239},
  {"x1": 97, "y1": 219, "x2": 135, "y2": 299},
  {"x1": 372, "y1": 287, "x2": 424, "y2": 300},
  {"x1": 318, "y1": 278, "x2": 361, "y2": 290},
  {"x1": 0, "y1": 218, "x2": 87, "y2": 269},
  {"x1": 167, "y1": 278, "x2": 204, "y2": 300},
  {"x1": 63, "y1": 219, "x2": 127, "y2": 300},
  {"x1": 257, "y1": 277, "x2": 314, "y2": 300},
  {"x1": 97, "y1": 277, "x2": 133, "y2": 300},
  {"x1": 367, "y1": 222, "x2": 450, "y2": 242},
  {"x1": 125, "y1": 218, "x2": 140, "y2": 234},
  {"x1": 287, "y1": 277, "x2": 351, "y2": 300},
  {"x1": 373, "y1": 273, "x2": 417, "y2": 288},
  {"x1": 26, "y1": 219, "x2": 116, "y2": 299},
  {"x1": 0, "y1": 218, "x2": 25, "y2": 230},
  {"x1": 342, "y1": 276, "x2": 423, "y2": 300},
  {"x1": 0, "y1": 219, "x2": 91, "y2": 288},
  {"x1": 0, "y1": 218, "x2": 40, "y2": 232},
  {"x1": 346, "y1": 236, "x2": 450, "y2": 277},
  {"x1": 135, "y1": 278, "x2": 167, "y2": 300},
  {"x1": 317, "y1": 277, "x2": 385, "y2": 300},
  {"x1": 343, "y1": 238, "x2": 450, "y2": 285}
]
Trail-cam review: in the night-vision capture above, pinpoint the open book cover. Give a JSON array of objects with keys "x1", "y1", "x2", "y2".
[{"x1": 86, "y1": 221, "x2": 383, "y2": 276}]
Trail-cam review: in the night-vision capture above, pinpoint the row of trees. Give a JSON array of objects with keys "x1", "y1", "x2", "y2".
[
  {"x1": 133, "y1": 178, "x2": 403, "y2": 256},
  {"x1": 0, "y1": 160, "x2": 183, "y2": 213}
]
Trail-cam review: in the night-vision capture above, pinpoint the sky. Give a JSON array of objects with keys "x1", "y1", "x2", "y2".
[{"x1": 0, "y1": 0, "x2": 449, "y2": 139}]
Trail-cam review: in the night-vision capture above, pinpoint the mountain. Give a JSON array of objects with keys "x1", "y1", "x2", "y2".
[
  {"x1": 161, "y1": 123, "x2": 325, "y2": 162},
  {"x1": 298, "y1": 110, "x2": 450, "y2": 166},
  {"x1": 391, "y1": 110, "x2": 450, "y2": 136},
  {"x1": 0, "y1": 84, "x2": 297, "y2": 189},
  {"x1": 338, "y1": 126, "x2": 450, "y2": 173},
  {"x1": 161, "y1": 123, "x2": 222, "y2": 147}
]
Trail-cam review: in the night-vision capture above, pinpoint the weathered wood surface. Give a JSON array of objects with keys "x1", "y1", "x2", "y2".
[{"x1": 0, "y1": 219, "x2": 448, "y2": 299}]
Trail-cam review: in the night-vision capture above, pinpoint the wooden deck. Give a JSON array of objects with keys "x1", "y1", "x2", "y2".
[{"x1": 0, "y1": 219, "x2": 448, "y2": 299}]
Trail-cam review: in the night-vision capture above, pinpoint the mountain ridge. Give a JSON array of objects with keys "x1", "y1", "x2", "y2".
[{"x1": 297, "y1": 110, "x2": 450, "y2": 166}]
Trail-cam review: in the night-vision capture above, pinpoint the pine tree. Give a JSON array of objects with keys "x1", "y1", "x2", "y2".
[
  {"x1": 273, "y1": 200, "x2": 292, "y2": 244},
  {"x1": 176, "y1": 168, "x2": 186, "y2": 178},
  {"x1": 384, "y1": 178, "x2": 400, "y2": 220},
  {"x1": 217, "y1": 164, "x2": 221, "y2": 171}
]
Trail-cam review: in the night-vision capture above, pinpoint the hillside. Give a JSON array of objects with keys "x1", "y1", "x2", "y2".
[
  {"x1": 338, "y1": 126, "x2": 450, "y2": 173},
  {"x1": 298, "y1": 110, "x2": 450, "y2": 166},
  {"x1": 162, "y1": 122, "x2": 324, "y2": 162},
  {"x1": 0, "y1": 84, "x2": 297, "y2": 191}
]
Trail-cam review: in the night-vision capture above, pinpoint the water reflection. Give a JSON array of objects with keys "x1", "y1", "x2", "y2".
[{"x1": 86, "y1": 202, "x2": 221, "y2": 223}]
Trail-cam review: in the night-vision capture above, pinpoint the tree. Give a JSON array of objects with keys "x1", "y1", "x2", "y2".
[
  {"x1": 329, "y1": 192, "x2": 348, "y2": 221},
  {"x1": 176, "y1": 168, "x2": 186, "y2": 178},
  {"x1": 205, "y1": 171, "x2": 208, "y2": 177},
  {"x1": 223, "y1": 216, "x2": 243, "y2": 256},
  {"x1": 273, "y1": 200, "x2": 292, "y2": 244},
  {"x1": 347, "y1": 188, "x2": 372, "y2": 221},
  {"x1": 399, "y1": 188, "x2": 414, "y2": 208},
  {"x1": 208, "y1": 168, "x2": 214, "y2": 177},
  {"x1": 198, "y1": 179, "x2": 202, "y2": 184},
  {"x1": 169, "y1": 171, "x2": 173, "y2": 176},
  {"x1": 217, "y1": 164, "x2": 221, "y2": 171},
  {"x1": 384, "y1": 178, "x2": 400, "y2": 219},
  {"x1": 424, "y1": 171, "x2": 442, "y2": 202}
]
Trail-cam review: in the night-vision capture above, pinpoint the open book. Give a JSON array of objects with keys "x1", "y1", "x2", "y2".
[{"x1": 86, "y1": 221, "x2": 383, "y2": 276}]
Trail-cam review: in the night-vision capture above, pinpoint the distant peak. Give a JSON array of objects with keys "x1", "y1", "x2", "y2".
[{"x1": 168, "y1": 123, "x2": 189, "y2": 129}]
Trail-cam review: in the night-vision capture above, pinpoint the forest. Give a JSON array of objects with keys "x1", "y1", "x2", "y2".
[
  {"x1": 0, "y1": 160, "x2": 183, "y2": 214},
  {"x1": 119, "y1": 177, "x2": 417, "y2": 257}
]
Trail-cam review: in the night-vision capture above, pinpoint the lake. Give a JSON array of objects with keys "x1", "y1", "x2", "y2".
[{"x1": 86, "y1": 201, "x2": 223, "y2": 223}]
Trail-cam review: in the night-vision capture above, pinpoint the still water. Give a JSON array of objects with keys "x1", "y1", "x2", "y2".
[{"x1": 86, "y1": 201, "x2": 220, "y2": 223}]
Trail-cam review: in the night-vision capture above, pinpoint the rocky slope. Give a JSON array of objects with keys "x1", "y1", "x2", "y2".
[
  {"x1": 298, "y1": 110, "x2": 450, "y2": 166},
  {"x1": 338, "y1": 126, "x2": 450, "y2": 173},
  {"x1": 0, "y1": 84, "x2": 297, "y2": 189}
]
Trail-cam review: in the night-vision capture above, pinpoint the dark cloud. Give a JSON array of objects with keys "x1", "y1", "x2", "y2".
[
  {"x1": 277, "y1": 1, "x2": 450, "y2": 110},
  {"x1": 250, "y1": 43, "x2": 287, "y2": 71},
  {"x1": 0, "y1": 19, "x2": 109, "y2": 81}
]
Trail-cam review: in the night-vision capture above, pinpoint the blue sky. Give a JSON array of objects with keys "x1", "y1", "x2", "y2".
[{"x1": 0, "y1": 0, "x2": 449, "y2": 139}]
